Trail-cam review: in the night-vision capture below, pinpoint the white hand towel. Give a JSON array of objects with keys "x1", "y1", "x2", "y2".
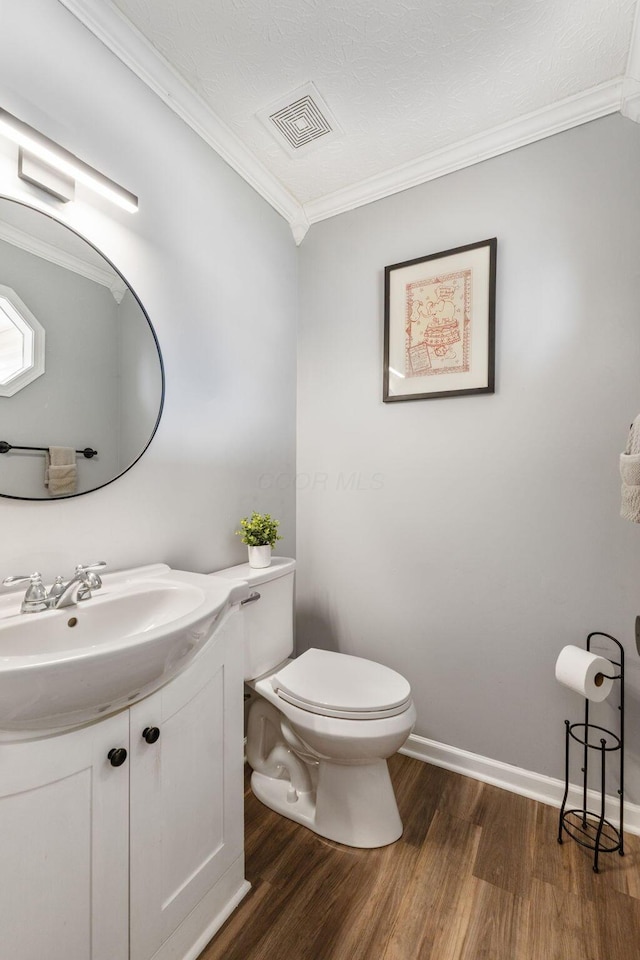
[
  {"x1": 620, "y1": 416, "x2": 640, "y2": 522},
  {"x1": 45, "y1": 446, "x2": 77, "y2": 496}
]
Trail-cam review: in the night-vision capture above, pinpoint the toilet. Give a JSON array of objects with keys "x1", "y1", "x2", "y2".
[{"x1": 212, "y1": 557, "x2": 416, "y2": 848}]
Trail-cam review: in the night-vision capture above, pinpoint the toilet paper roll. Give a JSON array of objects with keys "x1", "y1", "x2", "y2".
[{"x1": 555, "y1": 645, "x2": 614, "y2": 702}]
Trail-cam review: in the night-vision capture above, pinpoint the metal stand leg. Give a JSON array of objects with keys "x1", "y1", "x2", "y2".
[
  {"x1": 582, "y1": 697, "x2": 590, "y2": 830},
  {"x1": 592, "y1": 739, "x2": 607, "y2": 873},
  {"x1": 557, "y1": 720, "x2": 570, "y2": 845}
]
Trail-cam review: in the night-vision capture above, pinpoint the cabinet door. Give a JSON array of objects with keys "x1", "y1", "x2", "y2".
[
  {"x1": 129, "y1": 611, "x2": 244, "y2": 960},
  {"x1": 0, "y1": 712, "x2": 130, "y2": 960}
]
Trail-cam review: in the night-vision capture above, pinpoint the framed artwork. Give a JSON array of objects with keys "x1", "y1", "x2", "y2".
[{"x1": 383, "y1": 237, "x2": 496, "y2": 402}]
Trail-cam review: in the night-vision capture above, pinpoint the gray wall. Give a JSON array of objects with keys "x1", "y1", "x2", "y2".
[
  {"x1": 0, "y1": 0, "x2": 296, "y2": 574},
  {"x1": 4, "y1": 0, "x2": 640, "y2": 803},
  {"x1": 297, "y1": 115, "x2": 640, "y2": 798}
]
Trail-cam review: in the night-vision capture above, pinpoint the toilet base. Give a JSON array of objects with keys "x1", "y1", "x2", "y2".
[
  {"x1": 251, "y1": 756, "x2": 403, "y2": 848},
  {"x1": 251, "y1": 770, "x2": 317, "y2": 830}
]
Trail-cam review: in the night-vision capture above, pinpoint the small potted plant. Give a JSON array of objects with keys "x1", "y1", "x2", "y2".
[{"x1": 235, "y1": 511, "x2": 282, "y2": 568}]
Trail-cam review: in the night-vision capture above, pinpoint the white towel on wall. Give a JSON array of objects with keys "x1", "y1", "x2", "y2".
[
  {"x1": 620, "y1": 415, "x2": 640, "y2": 522},
  {"x1": 45, "y1": 446, "x2": 77, "y2": 497}
]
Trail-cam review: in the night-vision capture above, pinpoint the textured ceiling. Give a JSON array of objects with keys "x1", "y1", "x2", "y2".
[{"x1": 111, "y1": 0, "x2": 636, "y2": 206}]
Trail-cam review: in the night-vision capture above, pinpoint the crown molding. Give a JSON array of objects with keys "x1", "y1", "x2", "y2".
[
  {"x1": 626, "y1": 0, "x2": 640, "y2": 81},
  {"x1": 55, "y1": 1, "x2": 626, "y2": 241},
  {"x1": 56, "y1": 0, "x2": 305, "y2": 238},
  {"x1": 622, "y1": 0, "x2": 640, "y2": 123},
  {"x1": 621, "y1": 78, "x2": 640, "y2": 123},
  {"x1": 0, "y1": 220, "x2": 127, "y2": 301},
  {"x1": 303, "y1": 79, "x2": 624, "y2": 225}
]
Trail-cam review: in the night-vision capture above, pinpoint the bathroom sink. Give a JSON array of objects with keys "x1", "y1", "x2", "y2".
[{"x1": 0, "y1": 563, "x2": 249, "y2": 733}]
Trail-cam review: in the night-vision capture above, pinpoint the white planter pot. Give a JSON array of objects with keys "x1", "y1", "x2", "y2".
[{"x1": 248, "y1": 545, "x2": 271, "y2": 569}]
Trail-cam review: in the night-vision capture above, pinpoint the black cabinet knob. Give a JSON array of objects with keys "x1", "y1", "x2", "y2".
[
  {"x1": 142, "y1": 726, "x2": 160, "y2": 744},
  {"x1": 108, "y1": 747, "x2": 127, "y2": 767}
]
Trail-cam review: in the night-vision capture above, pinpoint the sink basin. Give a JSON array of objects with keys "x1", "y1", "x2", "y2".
[{"x1": 0, "y1": 563, "x2": 249, "y2": 734}]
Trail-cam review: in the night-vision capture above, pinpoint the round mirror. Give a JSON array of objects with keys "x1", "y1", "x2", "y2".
[{"x1": 0, "y1": 197, "x2": 164, "y2": 500}]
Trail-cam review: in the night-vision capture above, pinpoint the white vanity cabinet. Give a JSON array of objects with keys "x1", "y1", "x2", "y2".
[
  {"x1": 0, "y1": 605, "x2": 247, "y2": 960},
  {"x1": 129, "y1": 608, "x2": 245, "y2": 960},
  {"x1": 0, "y1": 709, "x2": 131, "y2": 959}
]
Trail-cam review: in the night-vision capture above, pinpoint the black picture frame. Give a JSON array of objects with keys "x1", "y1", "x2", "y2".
[{"x1": 383, "y1": 237, "x2": 496, "y2": 402}]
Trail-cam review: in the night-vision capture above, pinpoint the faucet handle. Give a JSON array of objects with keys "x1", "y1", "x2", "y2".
[
  {"x1": 3, "y1": 573, "x2": 48, "y2": 612},
  {"x1": 76, "y1": 561, "x2": 107, "y2": 590},
  {"x1": 24, "y1": 574, "x2": 47, "y2": 605},
  {"x1": 3, "y1": 572, "x2": 43, "y2": 588},
  {"x1": 3, "y1": 575, "x2": 31, "y2": 586}
]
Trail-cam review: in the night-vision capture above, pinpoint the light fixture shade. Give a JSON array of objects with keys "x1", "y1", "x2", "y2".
[
  {"x1": 0, "y1": 108, "x2": 138, "y2": 213},
  {"x1": 18, "y1": 149, "x2": 75, "y2": 203}
]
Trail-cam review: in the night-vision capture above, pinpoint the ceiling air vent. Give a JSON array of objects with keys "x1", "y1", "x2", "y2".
[{"x1": 257, "y1": 82, "x2": 342, "y2": 157}]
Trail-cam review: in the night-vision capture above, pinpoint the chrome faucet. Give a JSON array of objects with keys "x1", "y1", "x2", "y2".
[
  {"x1": 3, "y1": 562, "x2": 107, "y2": 612},
  {"x1": 50, "y1": 566, "x2": 98, "y2": 608},
  {"x1": 48, "y1": 562, "x2": 107, "y2": 609}
]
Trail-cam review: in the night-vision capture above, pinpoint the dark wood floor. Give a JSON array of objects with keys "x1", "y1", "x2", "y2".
[{"x1": 200, "y1": 754, "x2": 640, "y2": 959}]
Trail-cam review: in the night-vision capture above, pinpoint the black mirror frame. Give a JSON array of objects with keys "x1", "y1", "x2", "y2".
[{"x1": 0, "y1": 196, "x2": 165, "y2": 501}]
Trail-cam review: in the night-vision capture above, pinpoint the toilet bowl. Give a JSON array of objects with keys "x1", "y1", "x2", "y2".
[{"x1": 212, "y1": 558, "x2": 416, "y2": 848}]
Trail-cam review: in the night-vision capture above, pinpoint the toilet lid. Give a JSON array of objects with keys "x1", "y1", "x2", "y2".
[{"x1": 271, "y1": 648, "x2": 412, "y2": 720}]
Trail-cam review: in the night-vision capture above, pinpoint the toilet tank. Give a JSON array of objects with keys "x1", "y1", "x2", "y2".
[{"x1": 211, "y1": 557, "x2": 296, "y2": 680}]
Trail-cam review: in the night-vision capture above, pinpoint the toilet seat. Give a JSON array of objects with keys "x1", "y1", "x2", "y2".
[{"x1": 271, "y1": 648, "x2": 412, "y2": 720}]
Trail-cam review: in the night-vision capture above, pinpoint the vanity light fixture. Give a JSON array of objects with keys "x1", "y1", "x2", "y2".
[{"x1": 0, "y1": 107, "x2": 138, "y2": 213}]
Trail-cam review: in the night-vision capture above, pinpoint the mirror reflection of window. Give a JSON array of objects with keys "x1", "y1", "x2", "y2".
[
  {"x1": 0, "y1": 285, "x2": 44, "y2": 396},
  {"x1": 0, "y1": 297, "x2": 31, "y2": 385}
]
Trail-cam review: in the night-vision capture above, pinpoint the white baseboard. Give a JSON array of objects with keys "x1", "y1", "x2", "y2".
[{"x1": 400, "y1": 733, "x2": 640, "y2": 837}]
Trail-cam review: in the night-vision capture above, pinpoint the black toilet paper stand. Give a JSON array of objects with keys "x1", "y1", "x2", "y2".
[{"x1": 557, "y1": 632, "x2": 625, "y2": 873}]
